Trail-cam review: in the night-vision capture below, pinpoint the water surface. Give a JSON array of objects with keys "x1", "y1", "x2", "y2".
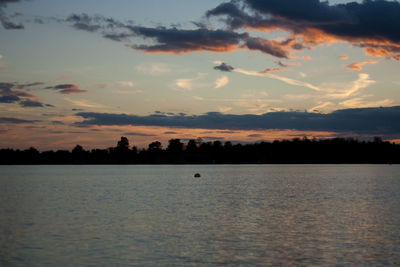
[{"x1": 1, "y1": 165, "x2": 400, "y2": 266}]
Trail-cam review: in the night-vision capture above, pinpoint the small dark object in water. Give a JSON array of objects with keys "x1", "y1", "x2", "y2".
[{"x1": 194, "y1": 173, "x2": 201, "y2": 178}]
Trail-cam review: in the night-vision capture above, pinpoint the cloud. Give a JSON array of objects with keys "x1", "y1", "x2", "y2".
[
  {"x1": 66, "y1": 1, "x2": 400, "y2": 60},
  {"x1": 0, "y1": 94, "x2": 20, "y2": 103},
  {"x1": 248, "y1": 134, "x2": 263, "y2": 138},
  {"x1": 0, "y1": 117, "x2": 39, "y2": 124},
  {"x1": 213, "y1": 61, "x2": 320, "y2": 91},
  {"x1": 347, "y1": 60, "x2": 378, "y2": 71},
  {"x1": 329, "y1": 73, "x2": 375, "y2": 98},
  {"x1": 66, "y1": 13, "x2": 103, "y2": 32},
  {"x1": 0, "y1": 82, "x2": 49, "y2": 107},
  {"x1": 215, "y1": 76, "x2": 229, "y2": 88},
  {"x1": 46, "y1": 84, "x2": 88, "y2": 94},
  {"x1": 75, "y1": 106, "x2": 400, "y2": 136},
  {"x1": 245, "y1": 37, "x2": 290, "y2": 58},
  {"x1": 19, "y1": 100, "x2": 44, "y2": 107},
  {"x1": 128, "y1": 26, "x2": 247, "y2": 53},
  {"x1": 234, "y1": 66, "x2": 321, "y2": 91},
  {"x1": 136, "y1": 62, "x2": 171, "y2": 75},
  {"x1": 123, "y1": 132, "x2": 157, "y2": 137},
  {"x1": 0, "y1": 0, "x2": 24, "y2": 30},
  {"x1": 339, "y1": 97, "x2": 393, "y2": 109},
  {"x1": 65, "y1": 13, "x2": 300, "y2": 58},
  {"x1": 174, "y1": 73, "x2": 206, "y2": 91},
  {"x1": 259, "y1": 68, "x2": 284, "y2": 74},
  {"x1": 309, "y1": 102, "x2": 335, "y2": 113},
  {"x1": 64, "y1": 97, "x2": 104, "y2": 108},
  {"x1": 339, "y1": 54, "x2": 348, "y2": 60},
  {"x1": 115, "y1": 81, "x2": 134, "y2": 88},
  {"x1": 175, "y1": 78, "x2": 195, "y2": 91},
  {"x1": 213, "y1": 62, "x2": 234, "y2": 72},
  {"x1": 14, "y1": 82, "x2": 45, "y2": 89},
  {"x1": 207, "y1": 0, "x2": 400, "y2": 60}
]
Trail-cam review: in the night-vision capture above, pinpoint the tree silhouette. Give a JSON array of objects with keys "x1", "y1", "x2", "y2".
[
  {"x1": 117, "y1": 136, "x2": 130, "y2": 149},
  {"x1": 148, "y1": 141, "x2": 162, "y2": 151},
  {"x1": 116, "y1": 136, "x2": 131, "y2": 163},
  {"x1": 1, "y1": 136, "x2": 400, "y2": 164}
]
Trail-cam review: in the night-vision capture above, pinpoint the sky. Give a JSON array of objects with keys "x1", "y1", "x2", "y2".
[{"x1": 1, "y1": 0, "x2": 400, "y2": 150}]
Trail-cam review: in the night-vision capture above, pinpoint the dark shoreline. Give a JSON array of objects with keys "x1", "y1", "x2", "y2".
[{"x1": 2, "y1": 136, "x2": 399, "y2": 165}]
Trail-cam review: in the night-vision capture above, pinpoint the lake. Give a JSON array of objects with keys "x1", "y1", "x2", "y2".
[{"x1": 1, "y1": 165, "x2": 400, "y2": 266}]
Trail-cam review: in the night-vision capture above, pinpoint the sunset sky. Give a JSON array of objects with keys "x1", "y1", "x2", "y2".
[{"x1": 1, "y1": 0, "x2": 400, "y2": 150}]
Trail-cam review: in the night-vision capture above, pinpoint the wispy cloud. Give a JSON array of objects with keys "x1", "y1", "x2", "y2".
[
  {"x1": 234, "y1": 67, "x2": 321, "y2": 91},
  {"x1": 174, "y1": 73, "x2": 206, "y2": 91},
  {"x1": 213, "y1": 61, "x2": 320, "y2": 91},
  {"x1": 115, "y1": 81, "x2": 134, "y2": 88},
  {"x1": 328, "y1": 73, "x2": 375, "y2": 98},
  {"x1": 218, "y1": 106, "x2": 232, "y2": 113},
  {"x1": 136, "y1": 62, "x2": 171, "y2": 75},
  {"x1": 64, "y1": 97, "x2": 105, "y2": 108},
  {"x1": 340, "y1": 97, "x2": 393, "y2": 109},
  {"x1": 215, "y1": 76, "x2": 229, "y2": 88}
]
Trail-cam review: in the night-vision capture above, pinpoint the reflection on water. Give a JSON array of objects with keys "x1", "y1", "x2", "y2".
[{"x1": 1, "y1": 165, "x2": 400, "y2": 266}]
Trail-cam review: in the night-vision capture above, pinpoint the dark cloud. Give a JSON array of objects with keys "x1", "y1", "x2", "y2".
[
  {"x1": 66, "y1": 13, "x2": 121, "y2": 33},
  {"x1": 19, "y1": 100, "x2": 44, "y2": 107},
  {"x1": 128, "y1": 26, "x2": 248, "y2": 53},
  {"x1": 206, "y1": 1, "x2": 267, "y2": 30},
  {"x1": 248, "y1": 134, "x2": 263, "y2": 138},
  {"x1": 0, "y1": 82, "x2": 14, "y2": 93},
  {"x1": 0, "y1": 82, "x2": 50, "y2": 107},
  {"x1": 66, "y1": 13, "x2": 102, "y2": 32},
  {"x1": 1, "y1": 19, "x2": 23, "y2": 29},
  {"x1": 217, "y1": 130, "x2": 237, "y2": 134},
  {"x1": 0, "y1": 94, "x2": 20, "y2": 103},
  {"x1": 214, "y1": 62, "x2": 234, "y2": 72},
  {"x1": 0, "y1": 0, "x2": 24, "y2": 30},
  {"x1": 213, "y1": 62, "x2": 282, "y2": 74},
  {"x1": 276, "y1": 60, "x2": 287, "y2": 67},
  {"x1": 68, "y1": 14, "x2": 293, "y2": 56},
  {"x1": 45, "y1": 84, "x2": 88, "y2": 94},
  {"x1": 164, "y1": 131, "x2": 177, "y2": 135},
  {"x1": 75, "y1": 106, "x2": 400, "y2": 137},
  {"x1": 123, "y1": 132, "x2": 157, "y2": 137},
  {"x1": 208, "y1": 0, "x2": 400, "y2": 59},
  {"x1": 64, "y1": 1, "x2": 400, "y2": 59},
  {"x1": 200, "y1": 136, "x2": 225, "y2": 141},
  {"x1": 51, "y1": 120, "x2": 64, "y2": 125},
  {"x1": 72, "y1": 108, "x2": 84, "y2": 111},
  {"x1": 0, "y1": 117, "x2": 38, "y2": 124},
  {"x1": 33, "y1": 17, "x2": 43, "y2": 24}
]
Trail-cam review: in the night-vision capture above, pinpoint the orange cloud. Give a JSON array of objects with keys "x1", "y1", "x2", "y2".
[{"x1": 347, "y1": 60, "x2": 378, "y2": 71}]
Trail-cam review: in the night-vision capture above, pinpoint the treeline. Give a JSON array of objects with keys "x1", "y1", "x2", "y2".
[{"x1": 1, "y1": 136, "x2": 399, "y2": 164}]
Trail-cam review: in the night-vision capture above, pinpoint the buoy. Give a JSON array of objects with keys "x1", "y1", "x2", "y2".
[{"x1": 194, "y1": 173, "x2": 201, "y2": 178}]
